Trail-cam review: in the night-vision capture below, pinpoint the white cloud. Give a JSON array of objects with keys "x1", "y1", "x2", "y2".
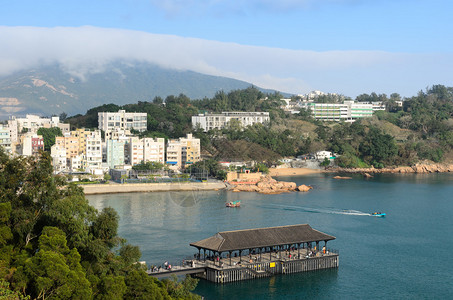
[{"x1": 0, "y1": 26, "x2": 451, "y2": 97}]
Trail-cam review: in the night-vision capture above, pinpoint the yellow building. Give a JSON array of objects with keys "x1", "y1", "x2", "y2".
[
  {"x1": 71, "y1": 128, "x2": 91, "y2": 155},
  {"x1": 55, "y1": 136, "x2": 79, "y2": 158}
]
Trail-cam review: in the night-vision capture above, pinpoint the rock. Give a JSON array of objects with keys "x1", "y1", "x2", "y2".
[
  {"x1": 297, "y1": 185, "x2": 313, "y2": 192},
  {"x1": 333, "y1": 176, "x2": 352, "y2": 180},
  {"x1": 364, "y1": 173, "x2": 373, "y2": 178}
]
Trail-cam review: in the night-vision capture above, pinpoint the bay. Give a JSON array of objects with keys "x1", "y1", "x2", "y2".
[{"x1": 87, "y1": 173, "x2": 453, "y2": 299}]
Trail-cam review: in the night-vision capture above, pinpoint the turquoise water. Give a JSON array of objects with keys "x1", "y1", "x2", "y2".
[{"x1": 87, "y1": 173, "x2": 453, "y2": 299}]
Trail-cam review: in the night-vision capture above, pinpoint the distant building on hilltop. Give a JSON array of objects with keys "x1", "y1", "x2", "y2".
[
  {"x1": 192, "y1": 112, "x2": 270, "y2": 132},
  {"x1": 296, "y1": 101, "x2": 384, "y2": 122},
  {"x1": 98, "y1": 110, "x2": 147, "y2": 132}
]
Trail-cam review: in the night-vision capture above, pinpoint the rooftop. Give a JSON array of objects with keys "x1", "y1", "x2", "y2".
[{"x1": 190, "y1": 224, "x2": 335, "y2": 252}]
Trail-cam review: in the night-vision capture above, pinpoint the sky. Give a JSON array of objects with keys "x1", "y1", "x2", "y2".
[{"x1": 1, "y1": 0, "x2": 452, "y2": 97}]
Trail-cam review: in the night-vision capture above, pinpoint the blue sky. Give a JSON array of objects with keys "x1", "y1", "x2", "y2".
[{"x1": 1, "y1": 0, "x2": 452, "y2": 97}]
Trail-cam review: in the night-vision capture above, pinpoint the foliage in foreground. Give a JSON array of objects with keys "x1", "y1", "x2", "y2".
[{"x1": 0, "y1": 149, "x2": 200, "y2": 299}]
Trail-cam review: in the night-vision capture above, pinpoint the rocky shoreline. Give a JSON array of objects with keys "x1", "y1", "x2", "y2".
[
  {"x1": 230, "y1": 175, "x2": 312, "y2": 194},
  {"x1": 334, "y1": 163, "x2": 453, "y2": 174}
]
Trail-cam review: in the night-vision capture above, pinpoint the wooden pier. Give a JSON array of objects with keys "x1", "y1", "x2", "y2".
[{"x1": 149, "y1": 224, "x2": 339, "y2": 283}]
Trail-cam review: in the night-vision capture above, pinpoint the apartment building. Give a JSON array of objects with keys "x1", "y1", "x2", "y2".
[
  {"x1": 143, "y1": 138, "x2": 165, "y2": 163},
  {"x1": 19, "y1": 133, "x2": 44, "y2": 156},
  {"x1": 50, "y1": 143, "x2": 67, "y2": 173},
  {"x1": 106, "y1": 139, "x2": 125, "y2": 169},
  {"x1": 0, "y1": 125, "x2": 12, "y2": 153},
  {"x1": 128, "y1": 137, "x2": 144, "y2": 166},
  {"x1": 180, "y1": 134, "x2": 200, "y2": 166},
  {"x1": 8, "y1": 115, "x2": 69, "y2": 143},
  {"x1": 98, "y1": 110, "x2": 147, "y2": 132},
  {"x1": 166, "y1": 139, "x2": 182, "y2": 168},
  {"x1": 68, "y1": 155, "x2": 83, "y2": 172},
  {"x1": 192, "y1": 112, "x2": 270, "y2": 132},
  {"x1": 55, "y1": 136, "x2": 79, "y2": 159},
  {"x1": 85, "y1": 131, "x2": 103, "y2": 174},
  {"x1": 166, "y1": 134, "x2": 200, "y2": 168}
]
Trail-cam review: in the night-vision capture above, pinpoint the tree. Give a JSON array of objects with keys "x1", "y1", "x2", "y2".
[
  {"x1": 104, "y1": 173, "x2": 111, "y2": 182},
  {"x1": 59, "y1": 112, "x2": 68, "y2": 122},
  {"x1": 37, "y1": 127, "x2": 63, "y2": 151},
  {"x1": 359, "y1": 127, "x2": 398, "y2": 166},
  {"x1": 20, "y1": 227, "x2": 92, "y2": 299},
  {"x1": 0, "y1": 148, "x2": 196, "y2": 299},
  {"x1": 320, "y1": 157, "x2": 331, "y2": 169}
]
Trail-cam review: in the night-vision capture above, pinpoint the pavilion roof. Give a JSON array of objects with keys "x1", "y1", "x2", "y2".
[{"x1": 190, "y1": 224, "x2": 335, "y2": 252}]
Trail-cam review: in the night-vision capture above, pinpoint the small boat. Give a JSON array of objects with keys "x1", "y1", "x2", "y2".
[
  {"x1": 226, "y1": 201, "x2": 241, "y2": 208},
  {"x1": 371, "y1": 212, "x2": 386, "y2": 217}
]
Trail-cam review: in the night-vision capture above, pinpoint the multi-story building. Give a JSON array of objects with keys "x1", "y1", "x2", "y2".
[
  {"x1": 20, "y1": 133, "x2": 44, "y2": 156},
  {"x1": 50, "y1": 143, "x2": 67, "y2": 173},
  {"x1": 128, "y1": 137, "x2": 144, "y2": 166},
  {"x1": 166, "y1": 134, "x2": 200, "y2": 168},
  {"x1": 143, "y1": 138, "x2": 165, "y2": 163},
  {"x1": 166, "y1": 139, "x2": 182, "y2": 168},
  {"x1": 192, "y1": 112, "x2": 270, "y2": 132},
  {"x1": 8, "y1": 115, "x2": 69, "y2": 143},
  {"x1": 55, "y1": 136, "x2": 79, "y2": 159},
  {"x1": 98, "y1": 110, "x2": 147, "y2": 132},
  {"x1": 0, "y1": 125, "x2": 12, "y2": 153},
  {"x1": 298, "y1": 101, "x2": 378, "y2": 122},
  {"x1": 85, "y1": 131, "x2": 103, "y2": 174},
  {"x1": 106, "y1": 139, "x2": 125, "y2": 169},
  {"x1": 180, "y1": 134, "x2": 200, "y2": 166},
  {"x1": 71, "y1": 128, "x2": 91, "y2": 156},
  {"x1": 105, "y1": 129, "x2": 132, "y2": 140},
  {"x1": 68, "y1": 155, "x2": 83, "y2": 172}
]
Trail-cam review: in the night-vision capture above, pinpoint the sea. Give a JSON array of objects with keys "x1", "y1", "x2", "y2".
[{"x1": 87, "y1": 173, "x2": 453, "y2": 299}]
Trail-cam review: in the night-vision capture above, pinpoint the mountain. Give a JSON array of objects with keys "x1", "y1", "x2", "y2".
[{"x1": 0, "y1": 61, "x2": 283, "y2": 119}]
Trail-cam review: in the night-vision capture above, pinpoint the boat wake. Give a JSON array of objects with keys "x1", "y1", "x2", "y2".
[{"x1": 261, "y1": 203, "x2": 372, "y2": 216}]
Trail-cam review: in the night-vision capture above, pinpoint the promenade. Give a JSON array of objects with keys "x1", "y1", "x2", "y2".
[{"x1": 82, "y1": 181, "x2": 227, "y2": 195}]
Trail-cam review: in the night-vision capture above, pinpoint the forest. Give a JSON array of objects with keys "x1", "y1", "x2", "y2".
[
  {"x1": 66, "y1": 85, "x2": 453, "y2": 168},
  {"x1": 0, "y1": 149, "x2": 200, "y2": 299}
]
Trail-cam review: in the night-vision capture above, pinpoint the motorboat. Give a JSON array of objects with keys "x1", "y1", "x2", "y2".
[
  {"x1": 226, "y1": 201, "x2": 241, "y2": 208},
  {"x1": 371, "y1": 212, "x2": 386, "y2": 217}
]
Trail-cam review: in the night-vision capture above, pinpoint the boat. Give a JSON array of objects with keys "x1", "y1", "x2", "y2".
[
  {"x1": 371, "y1": 212, "x2": 386, "y2": 217},
  {"x1": 226, "y1": 201, "x2": 241, "y2": 208}
]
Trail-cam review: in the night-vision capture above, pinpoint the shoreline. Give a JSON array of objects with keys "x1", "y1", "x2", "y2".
[
  {"x1": 268, "y1": 167, "x2": 323, "y2": 177},
  {"x1": 332, "y1": 163, "x2": 453, "y2": 174},
  {"x1": 82, "y1": 181, "x2": 227, "y2": 195}
]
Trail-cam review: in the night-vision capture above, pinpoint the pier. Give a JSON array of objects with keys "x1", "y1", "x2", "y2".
[{"x1": 149, "y1": 224, "x2": 339, "y2": 283}]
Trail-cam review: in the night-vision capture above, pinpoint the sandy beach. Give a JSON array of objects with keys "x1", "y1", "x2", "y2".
[{"x1": 268, "y1": 167, "x2": 323, "y2": 177}]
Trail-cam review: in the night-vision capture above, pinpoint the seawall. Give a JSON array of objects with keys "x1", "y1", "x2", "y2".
[{"x1": 82, "y1": 181, "x2": 227, "y2": 195}]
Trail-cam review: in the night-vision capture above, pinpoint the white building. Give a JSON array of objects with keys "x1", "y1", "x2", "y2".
[
  {"x1": 8, "y1": 115, "x2": 69, "y2": 143},
  {"x1": 192, "y1": 112, "x2": 270, "y2": 132},
  {"x1": 85, "y1": 131, "x2": 103, "y2": 174},
  {"x1": 166, "y1": 139, "x2": 182, "y2": 169},
  {"x1": 98, "y1": 110, "x2": 147, "y2": 132},
  {"x1": 315, "y1": 151, "x2": 333, "y2": 160},
  {"x1": 298, "y1": 101, "x2": 377, "y2": 122},
  {"x1": 68, "y1": 155, "x2": 83, "y2": 172},
  {"x1": 19, "y1": 133, "x2": 44, "y2": 156},
  {"x1": 128, "y1": 137, "x2": 144, "y2": 166},
  {"x1": 0, "y1": 125, "x2": 12, "y2": 153},
  {"x1": 50, "y1": 143, "x2": 67, "y2": 173},
  {"x1": 143, "y1": 137, "x2": 165, "y2": 163}
]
